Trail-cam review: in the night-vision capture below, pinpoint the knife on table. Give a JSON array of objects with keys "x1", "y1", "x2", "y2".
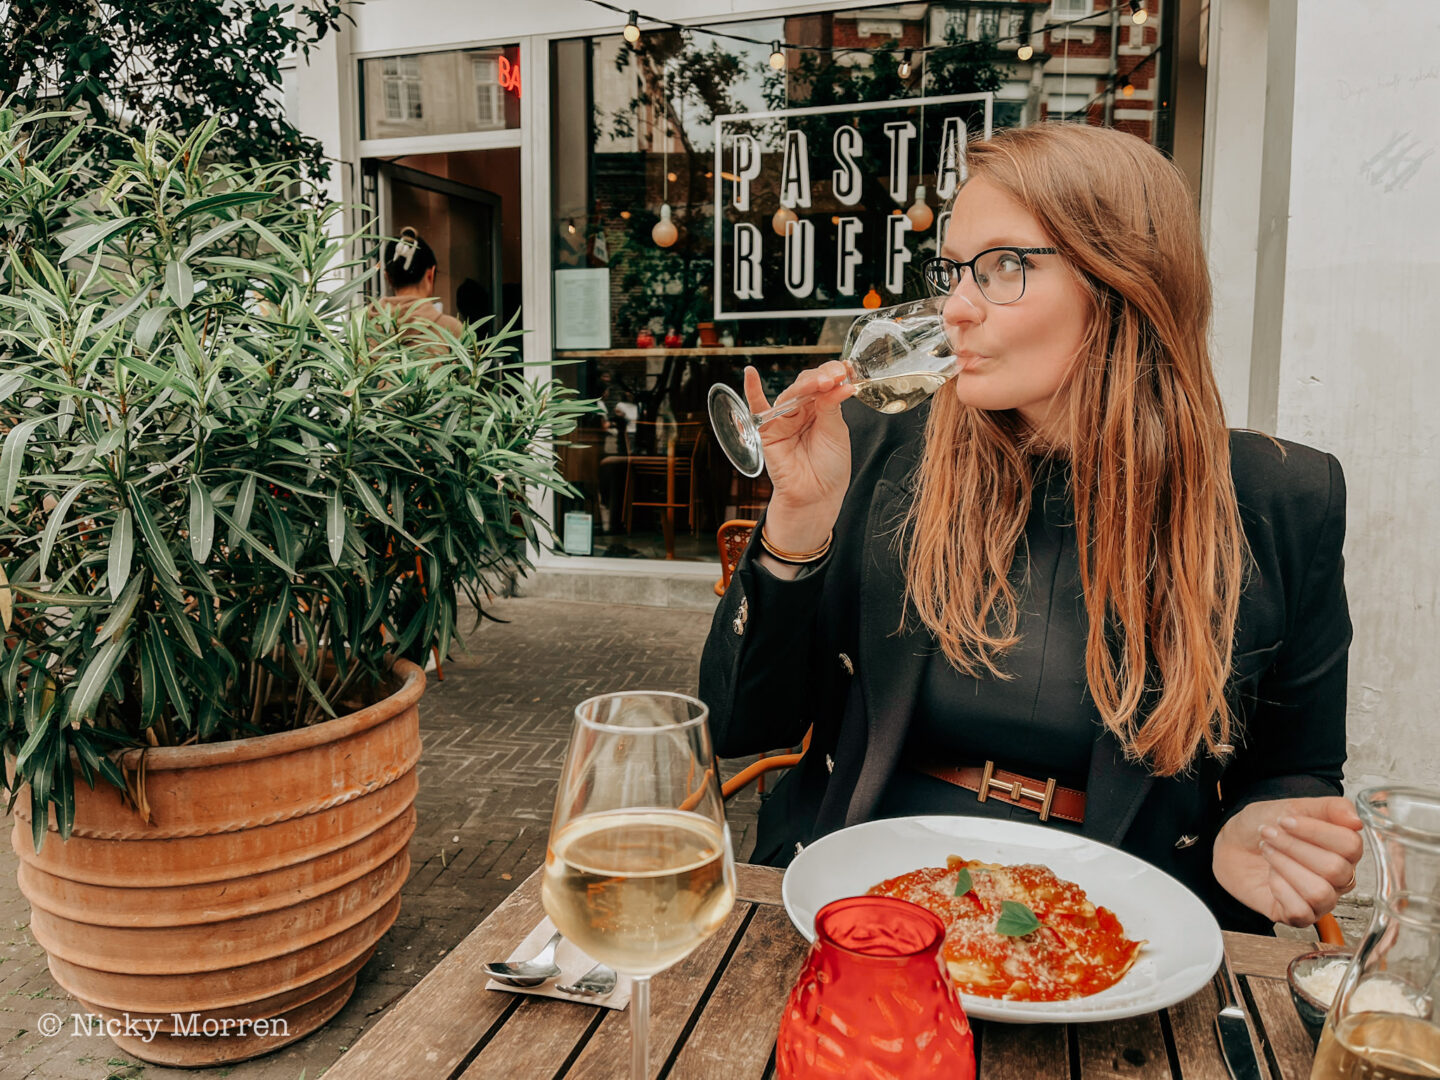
[{"x1": 1214, "y1": 953, "x2": 1265, "y2": 1080}]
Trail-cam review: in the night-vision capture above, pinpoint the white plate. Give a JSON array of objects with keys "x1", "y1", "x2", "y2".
[{"x1": 781, "y1": 815, "x2": 1223, "y2": 1023}]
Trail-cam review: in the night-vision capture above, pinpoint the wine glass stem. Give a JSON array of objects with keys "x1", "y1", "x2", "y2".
[
  {"x1": 631, "y1": 974, "x2": 651, "y2": 1079},
  {"x1": 754, "y1": 378, "x2": 856, "y2": 428}
]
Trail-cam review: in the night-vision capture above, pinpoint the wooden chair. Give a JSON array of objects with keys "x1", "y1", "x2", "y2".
[
  {"x1": 622, "y1": 420, "x2": 704, "y2": 558},
  {"x1": 713, "y1": 518, "x2": 757, "y2": 597}
]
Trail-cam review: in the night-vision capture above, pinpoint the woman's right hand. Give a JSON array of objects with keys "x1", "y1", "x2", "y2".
[{"x1": 744, "y1": 362, "x2": 853, "y2": 553}]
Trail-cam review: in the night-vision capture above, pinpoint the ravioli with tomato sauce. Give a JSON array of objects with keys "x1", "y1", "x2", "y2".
[{"x1": 868, "y1": 855, "x2": 1145, "y2": 1001}]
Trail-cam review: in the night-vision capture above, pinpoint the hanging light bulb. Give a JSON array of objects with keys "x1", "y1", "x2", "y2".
[
  {"x1": 769, "y1": 41, "x2": 785, "y2": 70},
  {"x1": 771, "y1": 205, "x2": 798, "y2": 236},
  {"x1": 566, "y1": 218, "x2": 577, "y2": 235},
  {"x1": 862, "y1": 286, "x2": 882, "y2": 310},
  {"x1": 623, "y1": 10, "x2": 641, "y2": 42},
  {"x1": 905, "y1": 185, "x2": 933, "y2": 231},
  {"x1": 1129, "y1": 0, "x2": 1147, "y2": 24},
  {"x1": 1017, "y1": 38, "x2": 1034, "y2": 62},
  {"x1": 652, "y1": 203, "x2": 678, "y2": 247},
  {"x1": 898, "y1": 49, "x2": 913, "y2": 79},
  {"x1": 1122, "y1": 81, "x2": 1135, "y2": 97}
]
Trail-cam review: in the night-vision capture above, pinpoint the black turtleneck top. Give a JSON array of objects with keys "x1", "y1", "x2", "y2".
[{"x1": 876, "y1": 457, "x2": 1098, "y2": 827}]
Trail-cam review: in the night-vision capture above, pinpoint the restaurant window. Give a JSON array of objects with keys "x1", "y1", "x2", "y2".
[
  {"x1": 545, "y1": 2, "x2": 1199, "y2": 562},
  {"x1": 360, "y1": 45, "x2": 521, "y2": 141}
]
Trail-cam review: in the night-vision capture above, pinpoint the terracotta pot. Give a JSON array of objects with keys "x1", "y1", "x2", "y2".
[
  {"x1": 697, "y1": 321, "x2": 720, "y2": 347},
  {"x1": 8, "y1": 658, "x2": 425, "y2": 1066}
]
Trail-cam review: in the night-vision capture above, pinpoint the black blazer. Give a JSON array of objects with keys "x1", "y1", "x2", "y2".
[{"x1": 699, "y1": 401, "x2": 1351, "y2": 933}]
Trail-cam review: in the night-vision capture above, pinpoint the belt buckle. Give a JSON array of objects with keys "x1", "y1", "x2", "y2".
[{"x1": 976, "y1": 760, "x2": 1058, "y2": 822}]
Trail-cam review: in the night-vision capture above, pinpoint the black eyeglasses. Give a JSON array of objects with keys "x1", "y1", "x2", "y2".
[{"x1": 921, "y1": 247, "x2": 1057, "y2": 305}]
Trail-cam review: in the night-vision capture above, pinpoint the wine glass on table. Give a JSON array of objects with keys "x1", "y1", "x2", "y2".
[
  {"x1": 541, "y1": 691, "x2": 736, "y2": 1080},
  {"x1": 707, "y1": 293, "x2": 961, "y2": 478}
]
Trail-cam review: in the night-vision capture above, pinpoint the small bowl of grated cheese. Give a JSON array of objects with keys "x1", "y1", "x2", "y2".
[{"x1": 1286, "y1": 949, "x2": 1352, "y2": 1043}]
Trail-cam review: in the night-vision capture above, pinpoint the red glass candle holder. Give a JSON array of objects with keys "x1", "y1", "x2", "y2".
[{"x1": 776, "y1": 895, "x2": 975, "y2": 1079}]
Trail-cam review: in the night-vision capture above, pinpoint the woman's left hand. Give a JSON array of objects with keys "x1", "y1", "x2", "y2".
[{"x1": 1212, "y1": 796, "x2": 1363, "y2": 926}]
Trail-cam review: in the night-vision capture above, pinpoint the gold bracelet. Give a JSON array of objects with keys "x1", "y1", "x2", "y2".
[{"x1": 759, "y1": 527, "x2": 833, "y2": 564}]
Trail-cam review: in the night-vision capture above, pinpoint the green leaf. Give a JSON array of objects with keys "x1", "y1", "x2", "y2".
[
  {"x1": 254, "y1": 584, "x2": 291, "y2": 656},
  {"x1": 127, "y1": 484, "x2": 180, "y2": 582},
  {"x1": 135, "y1": 305, "x2": 174, "y2": 352},
  {"x1": 108, "y1": 509, "x2": 133, "y2": 599},
  {"x1": 138, "y1": 628, "x2": 163, "y2": 728},
  {"x1": 954, "y1": 867, "x2": 974, "y2": 897},
  {"x1": 228, "y1": 473, "x2": 256, "y2": 549},
  {"x1": 173, "y1": 190, "x2": 276, "y2": 222},
  {"x1": 180, "y1": 218, "x2": 246, "y2": 261},
  {"x1": 93, "y1": 571, "x2": 145, "y2": 647},
  {"x1": 0, "y1": 416, "x2": 44, "y2": 512},
  {"x1": 58, "y1": 216, "x2": 139, "y2": 262},
  {"x1": 326, "y1": 487, "x2": 344, "y2": 564},
  {"x1": 188, "y1": 477, "x2": 215, "y2": 563},
  {"x1": 143, "y1": 630, "x2": 191, "y2": 728},
  {"x1": 67, "y1": 639, "x2": 126, "y2": 723},
  {"x1": 37, "y1": 480, "x2": 93, "y2": 580},
  {"x1": 995, "y1": 900, "x2": 1043, "y2": 938},
  {"x1": 165, "y1": 261, "x2": 195, "y2": 308}
]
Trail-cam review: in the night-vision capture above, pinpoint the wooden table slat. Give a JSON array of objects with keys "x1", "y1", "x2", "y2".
[
  {"x1": 668, "y1": 905, "x2": 810, "y2": 1078},
  {"x1": 734, "y1": 863, "x2": 784, "y2": 906},
  {"x1": 1074, "y1": 1012, "x2": 1173, "y2": 1080},
  {"x1": 1164, "y1": 981, "x2": 1231, "y2": 1080},
  {"x1": 1245, "y1": 974, "x2": 1318, "y2": 1080},
  {"x1": 321, "y1": 874, "x2": 547, "y2": 1080},
  {"x1": 565, "y1": 902, "x2": 755, "y2": 1079},
  {"x1": 458, "y1": 996, "x2": 600, "y2": 1079},
  {"x1": 1222, "y1": 931, "x2": 1317, "y2": 979},
  {"x1": 978, "y1": 1021, "x2": 1070, "y2": 1079}
]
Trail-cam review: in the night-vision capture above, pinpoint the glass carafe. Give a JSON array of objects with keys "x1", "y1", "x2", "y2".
[{"x1": 1311, "y1": 787, "x2": 1440, "y2": 1079}]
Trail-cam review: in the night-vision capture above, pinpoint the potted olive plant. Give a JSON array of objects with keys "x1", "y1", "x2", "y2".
[{"x1": 0, "y1": 108, "x2": 594, "y2": 1065}]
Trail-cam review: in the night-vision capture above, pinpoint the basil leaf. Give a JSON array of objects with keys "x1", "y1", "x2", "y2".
[
  {"x1": 953, "y1": 868, "x2": 973, "y2": 897},
  {"x1": 995, "y1": 900, "x2": 1042, "y2": 937}
]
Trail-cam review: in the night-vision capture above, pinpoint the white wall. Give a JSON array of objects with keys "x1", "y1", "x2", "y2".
[{"x1": 1250, "y1": 0, "x2": 1440, "y2": 793}]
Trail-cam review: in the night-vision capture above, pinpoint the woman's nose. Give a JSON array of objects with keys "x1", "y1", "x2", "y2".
[{"x1": 942, "y1": 280, "x2": 982, "y2": 326}]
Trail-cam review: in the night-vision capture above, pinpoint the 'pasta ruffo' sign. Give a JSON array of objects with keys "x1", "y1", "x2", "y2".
[{"x1": 712, "y1": 93, "x2": 994, "y2": 320}]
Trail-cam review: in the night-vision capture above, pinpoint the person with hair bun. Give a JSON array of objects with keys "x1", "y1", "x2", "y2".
[
  {"x1": 376, "y1": 226, "x2": 464, "y2": 338},
  {"x1": 700, "y1": 123, "x2": 1362, "y2": 934}
]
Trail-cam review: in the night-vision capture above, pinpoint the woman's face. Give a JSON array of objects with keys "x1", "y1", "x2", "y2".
[{"x1": 938, "y1": 177, "x2": 1092, "y2": 436}]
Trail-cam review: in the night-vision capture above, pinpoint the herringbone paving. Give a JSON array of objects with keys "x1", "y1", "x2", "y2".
[{"x1": 0, "y1": 597, "x2": 757, "y2": 1080}]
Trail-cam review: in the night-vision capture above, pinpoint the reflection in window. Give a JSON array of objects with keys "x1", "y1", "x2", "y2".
[
  {"x1": 1052, "y1": 0, "x2": 1093, "y2": 15},
  {"x1": 474, "y1": 57, "x2": 503, "y2": 128},
  {"x1": 383, "y1": 57, "x2": 423, "y2": 121}
]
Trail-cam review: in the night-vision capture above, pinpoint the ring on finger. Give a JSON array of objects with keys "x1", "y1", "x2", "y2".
[{"x1": 1338, "y1": 865, "x2": 1358, "y2": 894}]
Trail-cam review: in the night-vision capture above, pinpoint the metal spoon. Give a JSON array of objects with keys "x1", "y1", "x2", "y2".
[
  {"x1": 557, "y1": 961, "x2": 618, "y2": 998},
  {"x1": 484, "y1": 929, "x2": 563, "y2": 987}
]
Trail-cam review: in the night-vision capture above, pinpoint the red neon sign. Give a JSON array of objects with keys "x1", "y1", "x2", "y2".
[{"x1": 497, "y1": 55, "x2": 521, "y2": 98}]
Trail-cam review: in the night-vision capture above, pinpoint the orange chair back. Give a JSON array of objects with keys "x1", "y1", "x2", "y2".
[{"x1": 714, "y1": 519, "x2": 757, "y2": 596}]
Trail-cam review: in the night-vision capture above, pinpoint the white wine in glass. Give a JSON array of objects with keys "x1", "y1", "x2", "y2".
[
  {"x1": 541, "y1": 692, "x2": 736, "y2": 1078},
  {"x1": 708, "y1": 295, "x2": 959, "y2": 478}
]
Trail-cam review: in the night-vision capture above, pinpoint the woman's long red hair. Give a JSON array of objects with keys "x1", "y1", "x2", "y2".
[{"x1": 903, "y1": 124, "x2": 1243, "y2": 777}]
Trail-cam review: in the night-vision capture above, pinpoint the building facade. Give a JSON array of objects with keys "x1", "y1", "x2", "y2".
[{"x1": 287, "y1": 0, "x2": 1440, "y2": 796}]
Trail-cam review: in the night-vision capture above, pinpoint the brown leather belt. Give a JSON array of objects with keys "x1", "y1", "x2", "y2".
[{"x1": 904, "y1": 756, "x2": 1087, "y2": 824}]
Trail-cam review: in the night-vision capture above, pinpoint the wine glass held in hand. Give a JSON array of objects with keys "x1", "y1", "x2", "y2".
[
  {"x1": 541, "y1": 692, "x2": 737, "y2": 1080},
  {"x1": 708, "y1": 295, "x2": 967, "y2": 478}
]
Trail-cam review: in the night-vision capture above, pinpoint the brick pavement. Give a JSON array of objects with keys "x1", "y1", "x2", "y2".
[{"x1": 0, "y1": 597, "x2": 759, "y2": 1080}]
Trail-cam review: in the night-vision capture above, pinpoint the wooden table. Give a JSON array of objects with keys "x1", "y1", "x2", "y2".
[{"x1": 325, "y1": 864, "x2": 1325, "y2": 1079}]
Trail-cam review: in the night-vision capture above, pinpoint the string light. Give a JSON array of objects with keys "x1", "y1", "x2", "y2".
[
  {"x1": 1017, "y1": 38, "x2": 1034, "y2": 62},
  {"x1": 652, "y1": 203, "x2": 677, "y2": 246},
  {"x1": 771, "y1": 205, "x2": 798, "y2": 236},
  {"x1": 566, "y1": 218, "x2": 576, "y2": 234},
  {"x1": 589, "y1": 0, "x2": 1135, "y2": 63},
  {"x1": 898, "y1": 49, "x2": 913, "y2": 79},
  {"x1": 1129, "y1": 0, "x2": 1147, "y2": 24},
  {"x1": 862, "y1": 286, "x2": 882, "y2": 310},
  {"x1": 768, "y1": 41, "x2": 785, "y2": 70},
  {"x1": 905, "y1": 184, "x2": 933, "y2": 231},
  {"x1": 623, "y1": 9, "x2": 641, "y2": 42},
  {"x1": 1122, "y1": 80, "x2": 1135, "y2": 97}
]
